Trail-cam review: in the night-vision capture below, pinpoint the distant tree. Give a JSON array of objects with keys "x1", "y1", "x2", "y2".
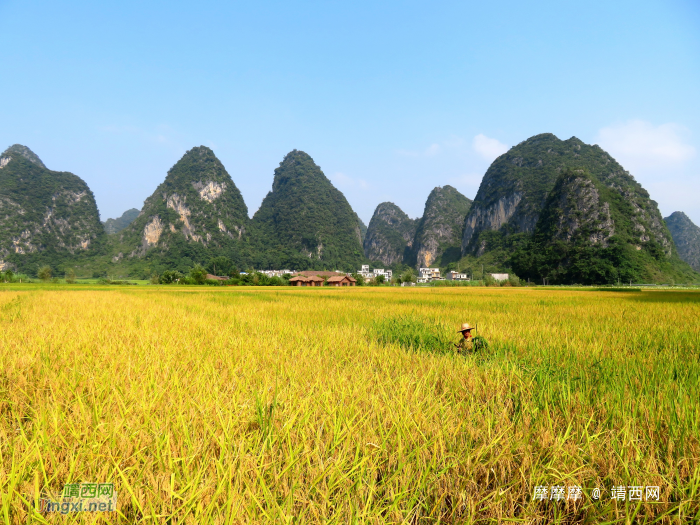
[
  {"x1": 38, "y1": 266, "x2": 52, "y2": 282},
  {"x1": 160, "y1": 270, "x2": 184, "y2": 284},
  {"x1": 207, "y1": 256, "x2": 234, "y2": 277},
  {"x1": 65, "y1": 268, "x2": 77, "y2": 284},
  {"x1": 376, "y1": 274, "x2": 386, "y2": 284},
  {"x1": 351, "y1": 272, "x2": 364, "y2": 286},
  {"x1": 4, "y1": 270, "x2": 14, "y2": 283},
  {"x1": 189, "y1": 264, "x2": 208, "y2": 285},
  {"x1": 401, "y1": 269, "x2": 416, "y2": 283},
  {"x1": 150, "y1": 274, "x2": 160, "y2": 284}
]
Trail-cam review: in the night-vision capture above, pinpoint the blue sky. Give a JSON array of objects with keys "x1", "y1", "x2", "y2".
[{"x1": 1, "y1": 0, "x2": 699, "y2": 225}]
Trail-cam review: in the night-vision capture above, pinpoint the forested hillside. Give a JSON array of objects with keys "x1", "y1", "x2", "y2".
[
  {"x1": 104, "y1": 208, "x2": 140, "y2": 234},
  {"x1": 451, "y1": 133, "x2": 695, "y2": 284},
  {"x1": 665, "y1": 211, "x2": 700, "y2": 272},
  {"x1": 106, "y1": 146, "x2": 252, "y2": 276},
  {"x1": 364, "y1": 202, "x2": 418, "y2": 266},
  {"x1": 251, "y1": 150, "x2": 365, "y2": 271},
  {"x1": 0, "y1": 145, "x2": 104, "y2": 273}
]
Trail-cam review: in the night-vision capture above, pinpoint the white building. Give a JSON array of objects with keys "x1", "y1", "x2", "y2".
[
  {"x1": 357, "y1": 266, "x2": 392, "y2": 281},
  {"x1": 373, "y1": 268, "x2": 392, "y2": 280},
  {"x1": 446, "y1": 271, "x2": 469, "y2": 281},
  {"x1": 260, "y1": 270, "x2": 294, "y2": 278},
  {"x1": 490, "y1": 273, "x2": 509, "y2": 281},
  {"x1": 419, "y1": 268, "x2": 441, "y2": 280}
]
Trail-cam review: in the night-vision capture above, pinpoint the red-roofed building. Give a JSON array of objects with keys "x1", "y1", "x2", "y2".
[
  {"x1": 289, "y1": 275, "x2": 324, "y2": 287},
  {"x1": 326, "y1": 275, "x2": 356, "y2": 287}
]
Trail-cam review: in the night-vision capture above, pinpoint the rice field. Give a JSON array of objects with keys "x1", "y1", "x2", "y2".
[{"x1": 1, "y1": 285, "x2": 699, "y2": 524}]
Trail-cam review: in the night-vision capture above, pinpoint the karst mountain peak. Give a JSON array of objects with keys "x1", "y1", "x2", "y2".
[
  {"x1": 1, "y1": 144, "x2": 47, "y2": 169},
  {"x1": 0, "y1": 137, "x2": 698, "y2": 284}
]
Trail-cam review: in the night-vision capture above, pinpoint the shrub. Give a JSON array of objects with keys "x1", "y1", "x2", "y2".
[
  {"x1": 65, "y1": 268, "x2": 77, "y2": 284},
  {"x1": 401, "y1": 269, "x2": 416, "y2": 283},
  {"x1": 189, "y1": 264, "x2": 208, "y2": 285},
  {"x1": 38, "y1": 266, "x2": 52, "y2": 282},
  {"x1": 351, "y1": 273, "x2": 365, "y2": 286},
  {"x1": 160, "y1": 270, "x2": 184, "y2": 284}
]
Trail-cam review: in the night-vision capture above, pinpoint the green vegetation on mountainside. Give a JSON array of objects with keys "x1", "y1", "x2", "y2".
[
  {"x1": 355, "y1": 213, "x2": 367, "y2": 245},
  {"x1": 412, "y1": 185, "x2": 472, "y2": 268},
  {"x1": 106, "y1": 146, "x2": 253, "y2": 277},
  {"x1": 364, "y1": 202, "x2": 419, "y2": 267},
  {"x1": 464, "y1": 134, "x2": 671, "y2": 253},
  {"x1": 251, "y1": 150, "x2": 365, "y2": 272},
  {"x1": 0, "y1": 146, "x2": 105, "y2": 274},
  {"x1": 2, "y1": 144, "x2": 46, "y2": 168},
  {"x1": 456, "y1": 134, "x2": 694, "y2": 284},
  {"x1": 665, "y1": 211, "x2": 700, "y2": 272},
  {"x1": 104, "y1": 208, "x2": 140, "y2": 234},
  {"x1": 510, "y1": 169, "x2": 697, "y2": 284}
]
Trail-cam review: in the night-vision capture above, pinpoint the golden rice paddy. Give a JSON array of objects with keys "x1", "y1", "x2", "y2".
[{"x1": 1, "y1": 285, "x2": 699, "y2": 523}]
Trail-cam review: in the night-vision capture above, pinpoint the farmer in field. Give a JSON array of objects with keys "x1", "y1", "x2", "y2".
[
  {"x1": 455, "y1": 323, "x2": 475, "y2": 353},
  {"x1": 455, "y1": 322, "x2": 489, "y2": 353}
]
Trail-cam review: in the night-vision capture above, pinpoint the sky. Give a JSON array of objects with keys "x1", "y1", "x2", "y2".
[{"x1": 1, "y1": 0, "x2": 699, "y2": 226}]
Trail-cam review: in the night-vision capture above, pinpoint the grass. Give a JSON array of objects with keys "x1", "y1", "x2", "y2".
[{"x1": 1, "y1": 285, "x2": 699, "y2": 523}]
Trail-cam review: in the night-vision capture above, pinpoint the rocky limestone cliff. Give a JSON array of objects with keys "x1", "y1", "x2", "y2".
[
  {"x1": 0, "y1": 145, "x2": 103, "y2": 272},
  {"x1": 112, "y1": 146, "x2": 249, "y2": 263},
  {"x1": 364, "y1": 202, "x2": 418, "y2": 265},
  {"x1": 665, "y1": 211, "x2": 700, "y2": 272},
  {"x1": 510, "y1": 168, "x2": 695, "y2": 284},
  {"x1": 413, "y1": 185, "x2": 472, "y2": 267},
  {"x1": 536, "y1": 171, "x2": 615, "y2": 246},
  {"x1": 462, "y1": 133, "x2": 673, "y2": 259}
]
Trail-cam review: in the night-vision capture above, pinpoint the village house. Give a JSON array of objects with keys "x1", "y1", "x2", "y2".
[
  {"x1": 289, "y1": 275, "x2": 324, "y2": 287},
  {"x1": 490, "y1": 273, "x2": 509, "y2": 281},
  {"x1": 446, "y1": 271, "x2": 469, "y2": 281},
  {"x1": 295, "y1": 270, "x2": 344, "y2": 279},
  {"x1": 357, "y1": 265, "x2": 392, "y2": 282},
  {"x1": 373, "y1": 268, "x2": 392, "y2": 281},
  {"x1": 419, "y1": 268, "x2": 441, "y2": 281},
  {"x1": 326, "y1": 275, "x2": 357, "y2": 287}
]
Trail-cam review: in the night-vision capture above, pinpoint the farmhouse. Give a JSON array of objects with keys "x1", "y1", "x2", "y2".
[
  {"x1": 289, "y1": 275, "x2": 324, "y2": 287},
  {"x1": 295, "y1": 270, "x2": 344, "y2": 278},
  {"x1": 326, "y1": 275, "x2": 357, "y2": 287}
]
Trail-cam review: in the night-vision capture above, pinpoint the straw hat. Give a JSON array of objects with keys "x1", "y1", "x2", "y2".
[{"x1": 457, "y1": 323, "x2": 475, "y2": 333}]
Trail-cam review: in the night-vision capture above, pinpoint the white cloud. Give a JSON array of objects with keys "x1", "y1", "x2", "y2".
[
  {"x1": 425, "y1": 143, "x2": 441, "y2": 156},
  {"x1": 472, "y1": 134, "x2": 508, "y2": 161},
  {"x1": 596, "y1": 120, "x2": 696, "y2": 167},
  {"x1": 330, "y1": 172, "x2": 369, "y2": 190},
  {"x1": 595, "y1": 120, "x2": 700, "y2": 225}
]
